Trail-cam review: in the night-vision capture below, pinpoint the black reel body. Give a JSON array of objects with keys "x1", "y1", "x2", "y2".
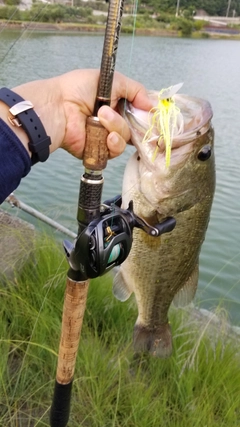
[
  {"x1": 64, "y1": 196, "x2": 176, "y2": 279},
  {"x1": 69, "y1": 209, "x2": 132, "y2": 278}
]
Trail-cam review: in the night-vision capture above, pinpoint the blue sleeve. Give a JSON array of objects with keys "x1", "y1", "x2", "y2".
[{"x1": 0, "y1": 118, "x2": 31, "y2": 204}]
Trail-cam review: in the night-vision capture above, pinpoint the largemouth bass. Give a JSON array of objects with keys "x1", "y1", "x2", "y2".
[{"x1": 114, "y1": 91, "x2": 215, "y2": 358}]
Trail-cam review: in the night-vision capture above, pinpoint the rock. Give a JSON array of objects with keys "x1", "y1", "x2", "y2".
[{"x1": 0, "y1": 209, "x2": 35, "y2": 281}]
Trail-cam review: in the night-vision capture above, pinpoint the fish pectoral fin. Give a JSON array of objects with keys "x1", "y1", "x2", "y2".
[
  {"x1": 112, "y1": 267, "x2": 133, "y2": 302},
  {"x1": 173, "y1": 263, "x2": 199, "y2": 307}
]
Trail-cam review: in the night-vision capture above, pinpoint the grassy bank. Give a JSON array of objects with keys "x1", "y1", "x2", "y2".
[{"x1": 0, "y1": 234, "x2": 240, "y2": 426}]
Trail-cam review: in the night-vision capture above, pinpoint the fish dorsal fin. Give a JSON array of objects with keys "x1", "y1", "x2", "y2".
[
  {"x1": 173, "y1": 263, "x2": 199, "y2": 307},
  {"x1": 112, "y1": 267, "x2": 133, "y2": 302}
]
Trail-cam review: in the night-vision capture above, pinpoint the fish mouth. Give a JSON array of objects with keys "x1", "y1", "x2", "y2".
[{"x1": 118, "y1": 92, "x2": 213, "y2": 152}]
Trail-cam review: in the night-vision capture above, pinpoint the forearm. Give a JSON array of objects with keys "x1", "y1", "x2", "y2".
[{"x1": 0, "y1": 118, "x2": 31, "y2": 204}]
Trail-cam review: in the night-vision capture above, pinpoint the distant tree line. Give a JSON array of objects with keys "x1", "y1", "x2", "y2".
[
  {"x1": 1, "y1": 0, "x2": 239, "y2": 16},
  {"x1": 137, "y1": 0, "x2": 240, "y2": 17},
  {"x1": 1, "y1": 0, "x2": 239, "y2": 17},
  {"x1": 0, "y1": 0, "x2": 239, "y2": 36},
  {"x1": 0, "y1": 3, "x2": 95, "y2": 22}
]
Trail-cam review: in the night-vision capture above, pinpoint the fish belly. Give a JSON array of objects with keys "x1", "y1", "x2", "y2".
[{"x1": 116, "y1": 198, "x2": 211, "y2": 358}]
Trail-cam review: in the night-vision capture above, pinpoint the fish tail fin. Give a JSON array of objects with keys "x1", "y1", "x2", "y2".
[{"x1": 133, "y1": 322, "x2": 172, "y2": 358}]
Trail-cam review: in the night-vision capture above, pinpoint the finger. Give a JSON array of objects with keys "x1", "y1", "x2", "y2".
[
  {"x1": 107, "y1": 132, "x2": 126, "y2": 159},
  {"x1": 111, "y1": 71, "x2": 154, "y2": 111},
  {"x1": 98, "y1": 105, "x2": 131, "y2": 142}
]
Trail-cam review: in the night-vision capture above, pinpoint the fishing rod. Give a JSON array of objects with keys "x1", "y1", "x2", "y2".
[
  {"x1": 50, "y1": 0, "x2": 176, "y2": 425},
  {"x1": 49, "y1": 1, "x2": 125, "y2": 425}
]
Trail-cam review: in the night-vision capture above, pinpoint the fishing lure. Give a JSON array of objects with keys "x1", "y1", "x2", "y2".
[{"x1": 142, "y1": 83, "x2": 183, "y2": 167}]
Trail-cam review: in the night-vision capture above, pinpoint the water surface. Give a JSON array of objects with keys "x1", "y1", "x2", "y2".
[{"x1": 1, "y1": 31, "x2": 240, "y2": 323}]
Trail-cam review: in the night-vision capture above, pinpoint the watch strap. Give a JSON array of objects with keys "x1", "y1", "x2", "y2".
[{"x1": 0, "y1": 87, "x2": 51, "y2": 165}]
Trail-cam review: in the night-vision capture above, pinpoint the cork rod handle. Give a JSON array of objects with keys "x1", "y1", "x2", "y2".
[
  {"x1": 83, "y1": 116, "x2": 109, "y2": 171},
  {"x1": 50, "y1": 278, "x2": 89, "y2": 427}
]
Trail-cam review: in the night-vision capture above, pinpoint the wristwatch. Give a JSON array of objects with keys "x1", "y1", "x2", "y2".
[{"x1": 0, "y1": 87, "x2": 51, "y2": 165}]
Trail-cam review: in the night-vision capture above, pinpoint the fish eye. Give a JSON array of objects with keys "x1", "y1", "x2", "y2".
[{"x1": 198, "y1": 145, "x2": 212, "y2": 161}]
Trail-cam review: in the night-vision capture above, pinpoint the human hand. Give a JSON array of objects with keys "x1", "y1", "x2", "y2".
[{"x1": 12, "y1": 69, "x2": 153, "y2": 160}]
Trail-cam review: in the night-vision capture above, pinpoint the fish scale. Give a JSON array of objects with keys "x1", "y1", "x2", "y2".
[{"x1": 113, "y1": 92, "x2": 215, "y2": 358}]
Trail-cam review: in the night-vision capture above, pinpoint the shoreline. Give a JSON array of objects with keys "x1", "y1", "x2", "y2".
[
  {"x1": 0, "y1": 21, "x2": 178, "y2": 36},
  {"x1": 1, "y1": 20, "x2": 240, "y2": 39}
]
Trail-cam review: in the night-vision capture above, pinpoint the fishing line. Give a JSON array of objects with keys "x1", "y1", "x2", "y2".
[
  {"x1": 0, "y1": 7, "x2": 20, "y2": 34},
  {"x1": 119, "y1": 0, "x2": 138, "y2": 127},
  {"x1": 107, "y1": 0, "x2": 139, "y2": 214},
  {"x1": 0, "y1": 2, "x2": 52, "y2": 65},
  {"x1": 111, "y1": 0, "x2": 144, "y2": 213},
  {"x1": 123, "y1": 0, "x2": 138, "y2": 87}
]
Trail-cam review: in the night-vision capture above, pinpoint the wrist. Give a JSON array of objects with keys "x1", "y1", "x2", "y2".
[
  {"x1": 0, "y1": 101, "x2": 31, "y2": 157},
  {"x1": 0, "y1": 87, "x2": 52, "y2": 165},
  {"x1": 13, "y1": 77, "x2": 66, "y2": 154}
]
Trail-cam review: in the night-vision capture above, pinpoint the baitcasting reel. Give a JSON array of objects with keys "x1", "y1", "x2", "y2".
[{"x1": 63, "y1": 196, "x2": 176, "y2": 279}]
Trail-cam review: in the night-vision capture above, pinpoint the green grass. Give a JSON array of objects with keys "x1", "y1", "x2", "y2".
[{"x1": 0, "y1": 234, "x2": 240, "y2": 426}]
